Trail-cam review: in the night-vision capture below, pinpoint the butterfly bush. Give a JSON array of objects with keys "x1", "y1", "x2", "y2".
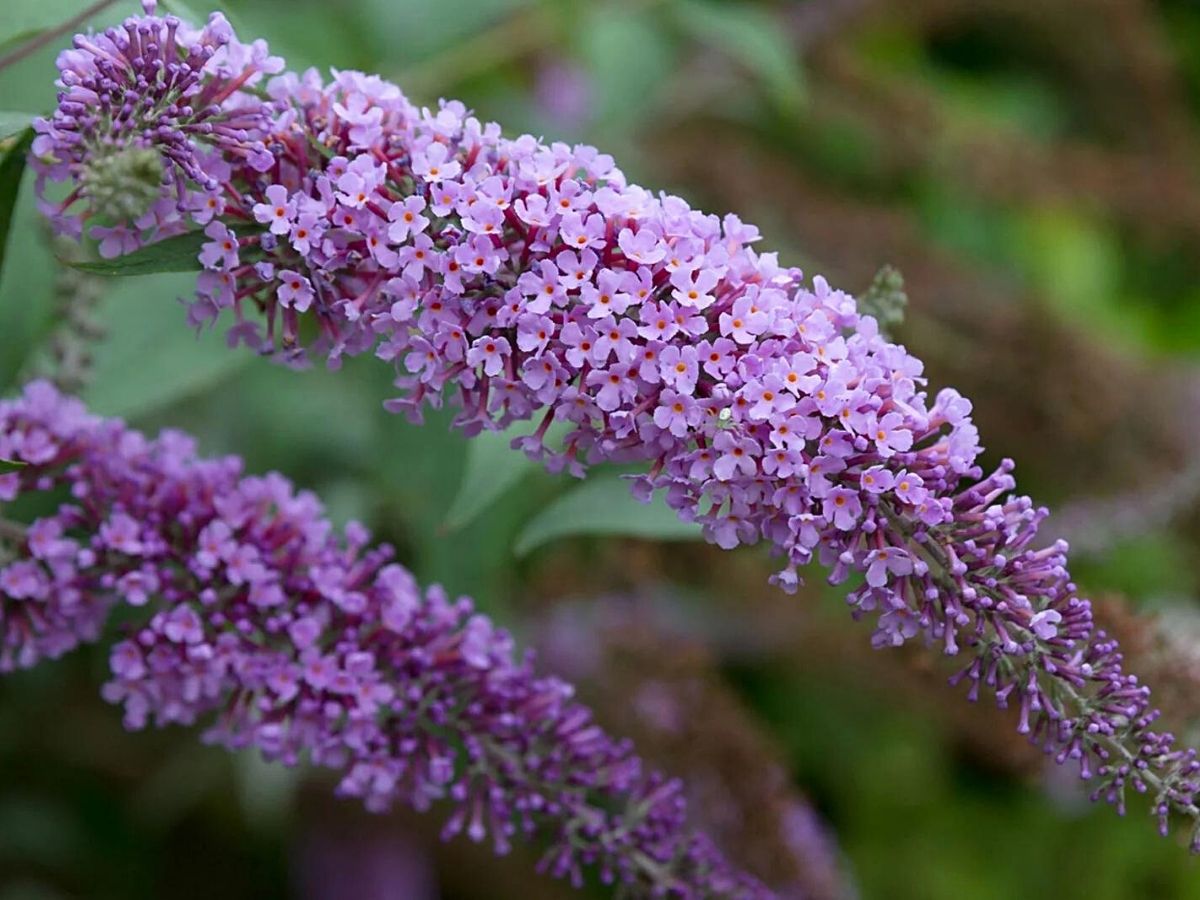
[
  {"x1": 31, "y1": 2, "x2": 1200, "y2": 848},
  {"x1": 0, "y1": 382, "x2": 770, "y2": 897}
]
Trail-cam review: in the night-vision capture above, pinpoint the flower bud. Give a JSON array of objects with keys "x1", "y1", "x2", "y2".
[{"x1": 79, "y1": 146, "x2": 165, "y2": 224}]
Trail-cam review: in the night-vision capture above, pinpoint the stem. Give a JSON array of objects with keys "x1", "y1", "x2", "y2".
[
  {"x1": 0, "y1": 0, "x2": 122, "y2": 75},
  {"x1": 0, "y1": 517, "x2": 27, "y2": 544},
  {"x1": 882, "y1": 497, "x2": 1200, "y2": 827}
]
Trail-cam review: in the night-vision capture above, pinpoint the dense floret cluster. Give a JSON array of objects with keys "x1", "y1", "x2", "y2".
[{"x1": 0, "y1": 382, "x2": 770, "y2": 897}]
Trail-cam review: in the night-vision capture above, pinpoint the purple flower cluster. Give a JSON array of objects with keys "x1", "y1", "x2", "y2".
[
  {"x1": 0, "y1": 382, "x2": 769, "y2": 897},
  {"x1": 33, "y1": 4, "x2": 1200, "y2": 849}
]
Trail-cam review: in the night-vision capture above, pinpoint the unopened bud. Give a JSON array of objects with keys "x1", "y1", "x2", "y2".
[
  {"x1": 80, "y1": 145, "x2": 165, "y2": 223},
  {"x1": 859, "y1": 264, "x2": 908, "y2": 335}
]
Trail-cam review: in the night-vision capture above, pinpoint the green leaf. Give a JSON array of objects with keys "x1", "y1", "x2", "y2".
[
  {"x1": 442, "y1": 425, "x2": 538, "y2": 532},
  {"x1": 579, "y1": 8, "x2": 675, "y2": 131},
  {"x1": 0, "y1": 138, "x2": 55, "y2": 391},
  {"x1": 674, "y1": 0, "x2": 806, "y2": 113},
  {"x1": 0, "y1": 458, "x2": 27, "y2": 474},
  {"x1": 442, "y1": 419, "x2": 569, "y2": 532},
  {"x1": 513, "y1": 472, "x2": 702, "y2": 556},
  {"x1": 67, "y1": 229, "x2": 213, "y2": 276},
  {"x1": 0, "y1": 127, "x2": 33, "y2": 283},
  {"x1": 81, "y1": 272, "x2": 252, "y2": 419},
  {"x1": 0, "y1": 112, "x2": 34, "y2": 143}
]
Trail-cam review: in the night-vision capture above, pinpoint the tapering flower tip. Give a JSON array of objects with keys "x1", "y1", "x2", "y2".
[
  {"x1": 0, "y1": 382, "x2": 770, "y2": 898},
  {"x1": 30, "y1": 7, "x2": 279, "y2": 249},
  {"x1": 858, "y1": 265, "x2": 907, "y2": 335}
]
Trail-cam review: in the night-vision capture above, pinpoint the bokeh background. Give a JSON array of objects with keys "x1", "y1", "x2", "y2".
[{"x1": 3, "y1": 0, "x2": 1200, "y2": 896}]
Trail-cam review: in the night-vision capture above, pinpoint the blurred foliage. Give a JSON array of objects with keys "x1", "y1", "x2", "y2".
[{"x1": 3, "y1": 0, "x2": 1200, "y2": 897}]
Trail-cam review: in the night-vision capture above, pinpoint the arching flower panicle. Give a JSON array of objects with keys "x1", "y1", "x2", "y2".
[
  {"x1": 33, "y1": 5, "x2": 1200, "y2": 851},
  {"x1": 0, "y1": 382, "x2": 769, "y2": 898}
]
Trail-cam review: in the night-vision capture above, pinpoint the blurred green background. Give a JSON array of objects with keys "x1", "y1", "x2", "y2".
[{"x1": 3, "y1": 0, "x2": 1200, "y2": 897}]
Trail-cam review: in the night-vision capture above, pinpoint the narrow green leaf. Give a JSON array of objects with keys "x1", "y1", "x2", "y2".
[
  {"x1": 0, "y1": 127, "x2": 33, "y2": 282},
  {"x1": 0, "y1": 112, "x2": 34, "y2": 143},
  {"x1": 513, "y1": 472, "x2": 702, "y2": 557},
  {"x1": 443, "y1": 426, "x2": 538, "y2": 532},
  {"x1": 82, "y1": 272, "x2": 252, "y2": 419},
  {"x1": 0, "y1": 136, "x2": 55, "y2": 391},
  {"x1": 67, "y1": 229, "x2": 213, "y2": 276},
  {"x1": 674, "y1": 0, "x2": 806, "y2": 113},
  {"x1": 71, "y1": 223, "x2": 269, "y2": 277},
  {"x1": 0, "y1": 458, "x2": 27, "y2": 474},
  {"x1": 442, "y1": 420, "x2": 569, "y2": 532}
]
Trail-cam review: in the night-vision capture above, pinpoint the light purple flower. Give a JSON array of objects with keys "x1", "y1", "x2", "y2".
[
  {"x1": 659, "y1": 345, "x2": 700, "y2": 394},
  {"x1": 866, "y1": 411, "x2": 914, "y2": 457},
  {"x1": 92, "y1": 224, "x2": 140, "y2": 259},
  {"x1": 654, "y1": 390, "x2": 701, "y2": 438},
  {"x1": 411, "y1": 142, "x2": 461, "y2": 183},
  {"x1": 387, "y1": 196, "x2": 429, "y2": 243},
  {"x1": 466, "y1": 336, "x2": 510, "y2": 378},
  {"x1": 1030, "y1": 609, "x2": 1063, "y2": 641},
  {"x1": 199, "y1": 222, "x2": 239, "y2": 270},
  {"x1": 618, "y1": 227, "x2": 666, "y2": 265},
  {"x1": 712, "y1": 433, "x2": 759, "y2": 481},
  {"x1": 864, "y1": 548, "x2": 914, "y2": 588},
  {"x1": 277, "y1": 271, "x2": 314, "y2": 312},
  {"x1": 253, "y1": 184, "x2": 296, "y2": 235},
  {"x1": 822, "y1": 488, "x2": 862, "y2": 531},
  {"x1": 720, "y1": 296, "x2": 769, "y2": 344}
]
